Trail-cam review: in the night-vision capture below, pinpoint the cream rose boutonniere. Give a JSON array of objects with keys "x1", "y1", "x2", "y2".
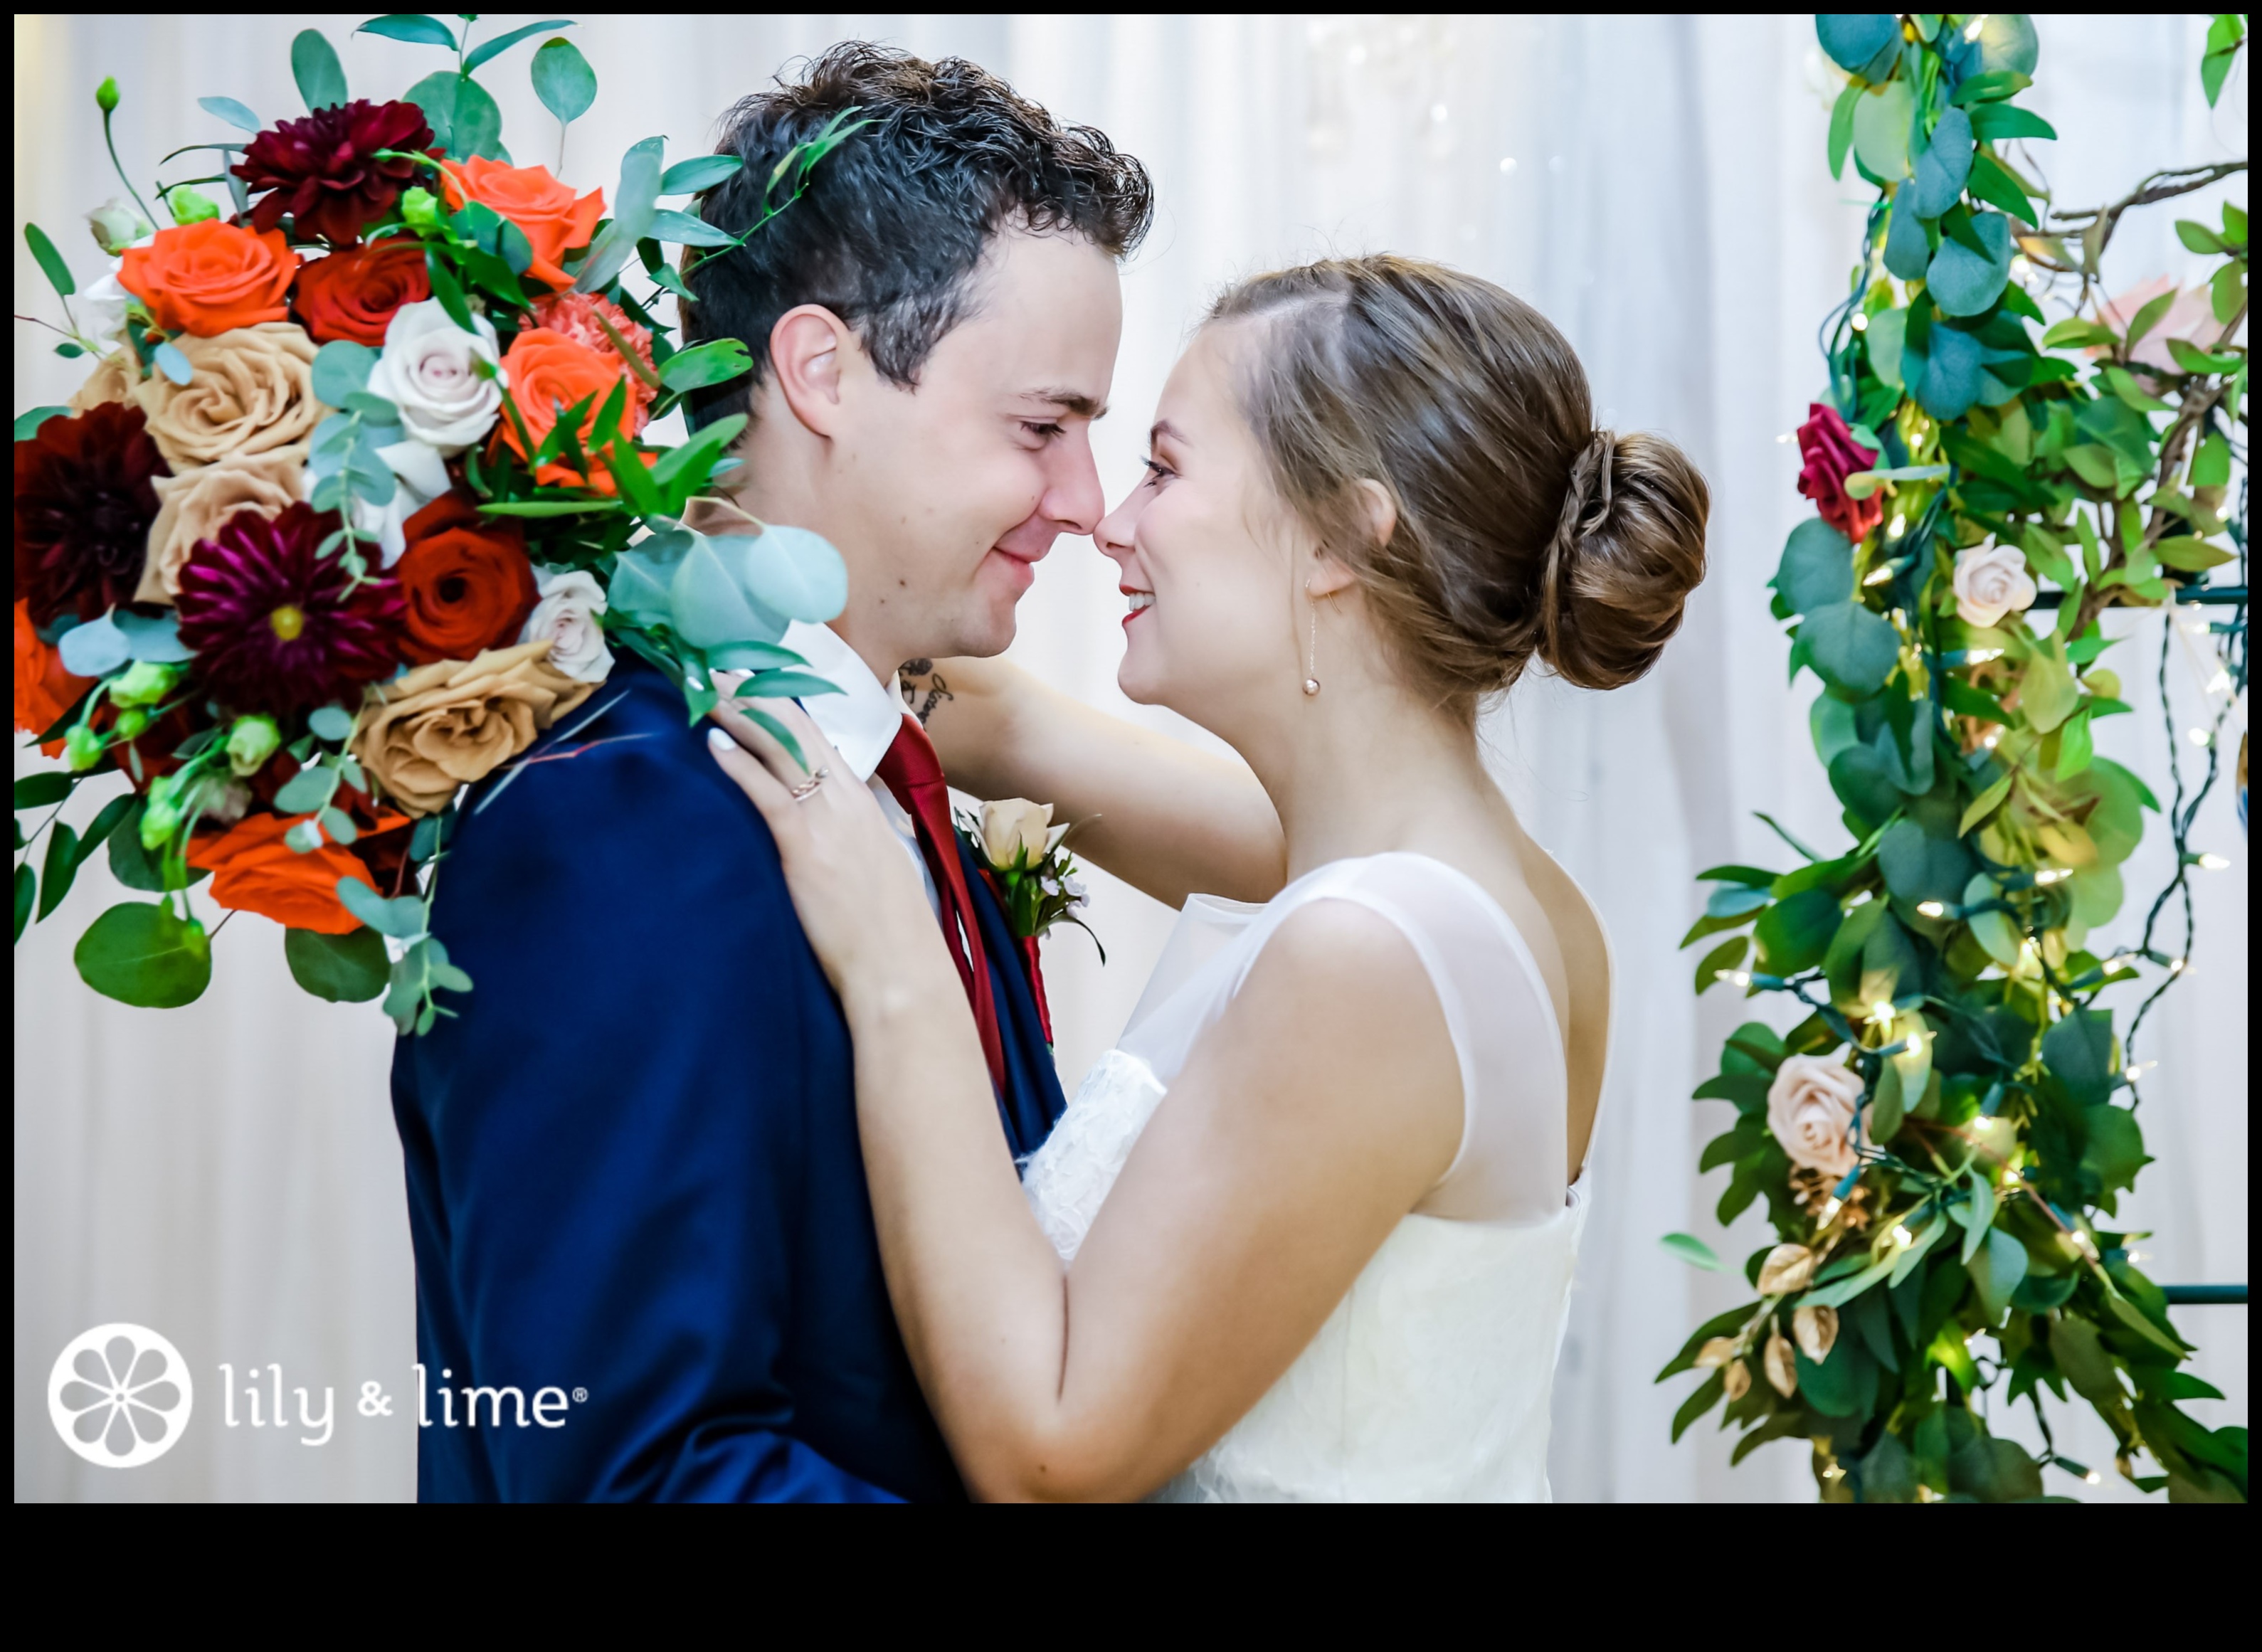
[
  {"x1": 1951, "y1": 543, "x2": 2039, "y2": 629},
  {"x1": 1767, "y1": 1055, "x2": 1864, "y2": 1179}
]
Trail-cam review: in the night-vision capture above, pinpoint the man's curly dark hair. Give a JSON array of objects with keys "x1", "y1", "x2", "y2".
[{"x1": 681, "y1": 43, "x2": 1154, "y2": 430}]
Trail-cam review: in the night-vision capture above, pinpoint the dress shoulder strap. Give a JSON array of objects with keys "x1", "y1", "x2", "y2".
[{"x1": 1225, "y1": 854, "x2": 1572, "y2": 1227}]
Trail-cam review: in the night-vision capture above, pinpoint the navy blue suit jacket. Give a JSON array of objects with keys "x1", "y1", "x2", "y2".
[{"x1": 391, "y1": 658, "x2": 1067, "y2": 1501}]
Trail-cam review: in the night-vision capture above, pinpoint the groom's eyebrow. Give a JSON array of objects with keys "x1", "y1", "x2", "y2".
[{"x1": 1022, "y1": 386, "x2": 1107, "y2": 420}]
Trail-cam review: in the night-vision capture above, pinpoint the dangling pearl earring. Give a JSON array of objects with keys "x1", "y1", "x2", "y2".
[{"x1": 1303, "y1": 586, "x2": 1324, "y2": 696}]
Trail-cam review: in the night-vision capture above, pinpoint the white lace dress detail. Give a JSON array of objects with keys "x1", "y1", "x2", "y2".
[{"x1": 1020, "y1": 853, "x2": 1599, "y2": 1503}]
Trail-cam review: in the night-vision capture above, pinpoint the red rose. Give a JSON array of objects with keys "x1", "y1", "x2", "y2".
[
  {"x1": 394, "y1": 492, "x2": 538, "y2": 664},
  {"x1": 294, "y1": 240, "x2": 432, "y2": 346},
  {"x1": 1795, "y1": 403, "x2": 1882, "y2": 544}
]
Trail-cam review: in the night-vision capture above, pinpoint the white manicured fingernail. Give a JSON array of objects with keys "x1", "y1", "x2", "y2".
[{"x1": 707, "y1": 727, "x2": 733, "y2": 753}]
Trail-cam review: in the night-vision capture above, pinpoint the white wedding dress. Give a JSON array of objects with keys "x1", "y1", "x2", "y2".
[{"x1": 1020, "y1": 852, "x2": 1599, "y2": 1503}]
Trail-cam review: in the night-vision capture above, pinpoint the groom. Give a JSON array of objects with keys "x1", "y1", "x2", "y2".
[{"x1": 391, "y1": 45, "x2": 1151, "y2": 1500}]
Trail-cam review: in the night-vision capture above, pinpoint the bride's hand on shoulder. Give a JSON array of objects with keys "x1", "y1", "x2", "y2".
[{"x1": 706, "y1": 699, "x2": 940, "y2": 1000}]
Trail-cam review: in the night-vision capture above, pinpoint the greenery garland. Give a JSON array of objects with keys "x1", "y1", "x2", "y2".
[{"x1": 1660, "y1": 13, "x2": 2249, "y2": 1503}]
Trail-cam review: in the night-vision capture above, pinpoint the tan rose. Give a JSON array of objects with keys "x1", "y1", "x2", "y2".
[
  {"x1": 132, "y1": 321, "x2": 323, "y2": 470},
  {"x1": 137, "y1": 443, "x2": 308, "y2": 602},
  {"x1": 980, "y1": 797, "x2": 1054, "y2": 869},
  {"x1": 1722, "y1": 1360, "x2": 1752, "y2": 1402},
  {"x1": 1950, "y1": 543, "x2": 2039, "y2": 629},
  {"x1": 1766, "y1": 1054, "x2": 1863, "y2": 1177},
  {"x1": 69, "y1": 350, "x2": 141, "y2": 411},
  {"x1": 352, "y1": 640, "x2": 594, "y2": 816},
  {"x1": 1794, "y1": 1304, "x2": 1839, "y2": 1363},
  {"x1": 1763, "y1": 1331, "x2": 1798, "y2": 1397},
  {"x1": 1693, "y1": 1337, "x2": 1738, "y2": 1370},
  {"x1": 1757, "y1": 1241, "x2": 1818, "y2": 1296}
]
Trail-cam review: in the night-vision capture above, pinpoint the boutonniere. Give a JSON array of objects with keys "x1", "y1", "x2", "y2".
[{"x1": 961, "y1": 798, "x2": 1102, "y2": 960}]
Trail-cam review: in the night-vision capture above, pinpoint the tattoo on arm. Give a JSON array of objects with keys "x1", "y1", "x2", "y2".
[{"x1": 897, "y1": 660, "x2": 953, "y2": 726}]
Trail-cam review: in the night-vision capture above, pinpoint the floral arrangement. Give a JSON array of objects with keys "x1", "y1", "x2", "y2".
[
  {"x1": 1661, "y1": 14, "x2": 2248, "y2": 1502},
  {"x1": 15, "y1": 16, "x2": 860, "y2": 1032},
  {"x1": 963, "y1": 797, "x2": 1100, "y2": 1046}
]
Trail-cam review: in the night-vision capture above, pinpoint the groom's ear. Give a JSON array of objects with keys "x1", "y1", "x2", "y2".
[{"x1": 768, "y1": 305, "x2": 853, "y2": 438}]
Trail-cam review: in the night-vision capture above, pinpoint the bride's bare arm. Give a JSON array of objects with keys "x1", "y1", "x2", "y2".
[
  {"x1": 902, "y1": 655, "x2": 1285, "y2": 909},
  {"x1": 706, "y1": 703, "x2": 1461, "y2": 1501}
]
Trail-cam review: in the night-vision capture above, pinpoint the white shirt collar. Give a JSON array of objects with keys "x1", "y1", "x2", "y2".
[{"x1": 779, "y1": 620, "x2": 904, "y2": 783}]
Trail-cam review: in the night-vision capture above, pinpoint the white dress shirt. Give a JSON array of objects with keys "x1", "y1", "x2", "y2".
[{"x1": 777, "y1": 620, "x2": 939, "y2": 914}]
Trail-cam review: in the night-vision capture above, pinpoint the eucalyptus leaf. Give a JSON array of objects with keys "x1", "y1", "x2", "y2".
[
  {"x1": 1775, "y1": 518, "x2": 1856, "y2": 615},
  {"x1": 464, "y1": 18, "x2": 574, "y2": 72},
  {"x1": 1927, "y1": 210, "x2": 2013, "y2": 317},
  {"x1": 73, "y1": 900, "x2": 211, "y2": 1008},
  {"x1": 58, "y1": 613, "x2": 131, "y2": 679},
  {"x1": 290, "y1": 28, "x2": 348, "y2": 111},
  {"x1": 285, "y1": 925, "x2": 391, "y2": 1002},
  {"x1": 113, "y1": 608, "x2": 191, "y2": 664},
  {"x1": 335, "y1": 875, "x2": 428, "y2": 939},
  {"x1": 14, "y1": 406, "x2": 71, "y2": 440},
  {"x1": 405, "y1": 70, "x2": 460, "y2": 152},
  {"x1": 1815, "y1": 14, "x2": 1900, "y2": 75},
  {"x1": 1908, "y1": 107, "x2": 1975, "y2": 218},
  {"x1": 1882, "y1": 197, "x2": 1934, "y2": 280},
  {"x1": 310, "y1": 340, "x2": 379, "y2": 406},
  {"x1": 574, "y1": 135, "x2": 666, "y2": 295},
  {"x1": 450, "y1": 75, "x2": 506, "y2": 162},
  {"x1": 154, "y1": 341, "x2": 194, "y2": 386},
  {"x1": 197, "y1": 95, "x2": 263, "y2": 133},
  {"x1": 1802, "y1": 601, "x2": 1901, "y2": 697},
  {"x1": 308, "y1": 705, "x2": 356, "y2": 743},
  {"x1": 531, "y1": 36, "x2": 597, "y2": 125},
  {"x1": 1851, "y1": 79, "x2": 1915, "y2": 181},
  {"x1": 356, "y1": 14, "x2": 460, "y2": 48}
]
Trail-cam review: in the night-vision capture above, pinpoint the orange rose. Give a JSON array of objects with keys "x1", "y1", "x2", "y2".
[
  {"x1": 14, "y1": 598, "x2": 93, "y2": 748},
  {"x1": 440, "y1": 158, "x2": 604, "y2": 290},
  {"x1": 118, "y1": 221, "x2": 300, "y2": 337},
  {"x1": 186, "y1": 808, "x2": 407, "y2": 935},
  {"x1": 497, "y1": 327, "x2": 646, "y2": 492}
]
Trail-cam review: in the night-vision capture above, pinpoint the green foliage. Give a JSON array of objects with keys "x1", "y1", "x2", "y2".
[{"x1": 1663, "y1": 14, "x2": 2251, "y2": 1504}]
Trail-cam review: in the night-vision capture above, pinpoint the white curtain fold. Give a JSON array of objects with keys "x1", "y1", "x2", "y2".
[{"x1": 14, "y1": 13, "x2": 2245, "y2": 1502}]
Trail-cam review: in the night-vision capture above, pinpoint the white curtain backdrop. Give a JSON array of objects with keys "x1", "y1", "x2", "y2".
[{"x1": 15, "y1": 13, "x2": 2246, "y2": 1501}]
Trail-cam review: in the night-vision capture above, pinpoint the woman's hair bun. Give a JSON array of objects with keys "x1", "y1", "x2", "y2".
[
  {"x1": 1538, "y1": 428, "x2": 1710, "y2": 692},
  {"x1": 1208, "y1": 255, "x2": 1708, "y2": 710}
]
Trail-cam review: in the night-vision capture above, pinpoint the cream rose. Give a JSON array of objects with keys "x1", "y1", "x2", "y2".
[
  {"x1": 138, "y1": 443, "x2": 308, "y2": 601},
  {"x1": 1767, "y1": 1054, "x2": 1863, "y2": 1177},
  {"x1": 981, "y1": 798, "x2": 1054, "y2": 868},
  {"x1": 132, "y1": 320, "x2": 323, "y2": 470},
  {"x1": 1952, "y1": 543, "x2": 2039, "y2": 629},
  {"x1": 519, "y1": 567, "x2": 615, "y2": 684},
  {"x1": 352, "y1": 640, "x2": 594, "y2": 816},
  {"x1": 1757, "y1": 1242, "x2": 1818, "y2": 1296},
  {"x1": 1793, "y1": 1304, "x2": 1839, "y2": 1363},
  {"x1": 366, "y1": 298, "x2": 504, "y2": 455},
  {"x1": 69, "y1": 349, "x2": 141, "y2": 412}
]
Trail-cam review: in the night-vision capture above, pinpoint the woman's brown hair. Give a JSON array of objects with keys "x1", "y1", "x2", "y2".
[{"x1": 1209, "y1": 255, "x2": 1708, "y2": 708}]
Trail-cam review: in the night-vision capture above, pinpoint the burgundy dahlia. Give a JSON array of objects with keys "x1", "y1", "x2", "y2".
[
  {"x1": 233, "y1": 99, "x2": 435, "y2": 245},
  {"x1": 174, "y1": 503, "x2": 406, "y2": 715},
  {"x1": 13, "y1": 402, "x2": 169, "y2": 628}
]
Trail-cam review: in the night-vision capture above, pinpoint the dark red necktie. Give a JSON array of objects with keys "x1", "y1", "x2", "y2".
[{"x1": 876, "y1": 713, "x2": 1007, "y2": 1094}]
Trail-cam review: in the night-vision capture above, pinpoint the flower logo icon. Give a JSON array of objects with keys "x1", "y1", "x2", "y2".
[{"x1": 48, "y1": 1323, "x2": 195, "y2": 1468}]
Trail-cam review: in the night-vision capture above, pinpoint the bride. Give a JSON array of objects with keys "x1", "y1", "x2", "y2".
[{"x1": 707, "y1": 254, "x2": 1708, "y2": 1500}]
